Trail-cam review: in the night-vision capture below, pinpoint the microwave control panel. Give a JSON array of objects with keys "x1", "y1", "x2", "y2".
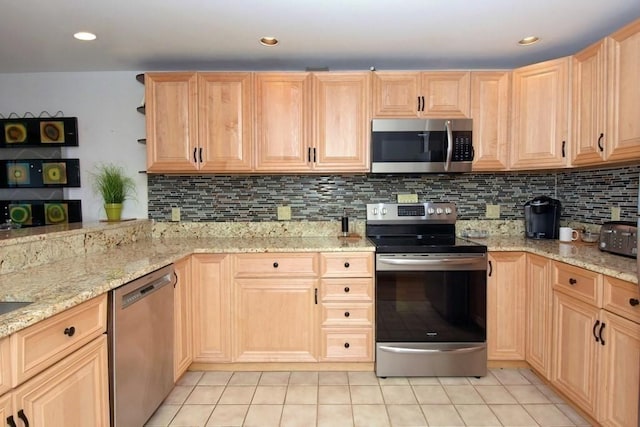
[{"x1": 453, "y1": 132, "x2": 473, "y2": 161}]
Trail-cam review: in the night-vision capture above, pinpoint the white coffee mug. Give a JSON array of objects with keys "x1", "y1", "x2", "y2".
[
  {"x1": 559, "y1": 227, "x2": 579, "y2": 242},
  {"x1": 559, "y1": 243, "x2": 578, "y2": 257}
]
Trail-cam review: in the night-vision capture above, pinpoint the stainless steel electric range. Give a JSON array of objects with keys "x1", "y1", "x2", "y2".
[{"x1": 366, "y1": 202, "x2": 488, "y2": 377}]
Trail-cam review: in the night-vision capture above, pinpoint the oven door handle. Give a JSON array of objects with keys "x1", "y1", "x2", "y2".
[
  {"x1": 377, "y1": 257, "x2": 483, "y2": 267},
  {"x1": 378, "y1": 345, "x2": 484, "y2": 354}
]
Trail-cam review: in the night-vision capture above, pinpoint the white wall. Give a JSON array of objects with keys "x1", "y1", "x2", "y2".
[{"x1": 0, "y1": 72, "x2": 148, "y2": 222}]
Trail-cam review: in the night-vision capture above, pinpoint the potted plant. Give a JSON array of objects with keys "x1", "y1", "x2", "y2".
[{"x1": 92, "y1": 163, "x2": 135, "y2": 221}]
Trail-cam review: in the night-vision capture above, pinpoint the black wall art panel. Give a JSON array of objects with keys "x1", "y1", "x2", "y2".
[{"x1": 0, "y1": 117, "x2": 78, "y2": 147}]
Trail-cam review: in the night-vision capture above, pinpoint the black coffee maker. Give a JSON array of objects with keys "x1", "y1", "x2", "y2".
[{"x1": 524, "y1": 196, "x2": 561, "y2": 239}]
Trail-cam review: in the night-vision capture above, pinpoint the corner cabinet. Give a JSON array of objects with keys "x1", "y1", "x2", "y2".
[
  {"x1": 173, "y1": 256, "x2": 192, "y2": 381},
  {"x1": 145, "y1": 72, "x2": 253, "y2": 173},
  {"x1": 525, "y1": 254, "x2": 553, "y2": 379},
  {"x1": 510, "y1": 57, "x2": 570, "y2": 170},
  {"x1": 486, "y1": 252, "x2": 526, "y2": 360},
  {"x1": 254, "y1": 72, "x2": 370, "y2": 173}
]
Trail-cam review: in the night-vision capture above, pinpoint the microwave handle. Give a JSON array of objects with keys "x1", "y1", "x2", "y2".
[{"x1": 444, "y1": 120, "x2": 453, "y2": 172}]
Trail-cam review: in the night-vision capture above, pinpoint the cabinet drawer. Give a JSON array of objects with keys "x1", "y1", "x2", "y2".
[
  {"x1": 233, "y1": 253, "x2": 318, "y2": 277},
  {"x1": 553, "y1": 261, "x2": 602, "y2": 306},
  {"x1": 320, "y1": 328, "x2": 373, "y2": 361},
  {"x1": 11, "y1": 295, "x2": 107, "y2": 386},
  {"x1": 603, "y1": 276, "x2": 640, "y2": 323},
  {"x1": 320, "y1": 252, "x2": 373, "y2": 278},
  {"x1": 321, "y1": 278, "x2": 373, "y2": 302},
  {"x1": 321, "y1": 303, "x2": 373, "y2": 327}
]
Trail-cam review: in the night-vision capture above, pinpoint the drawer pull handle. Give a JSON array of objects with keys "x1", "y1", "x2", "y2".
[
  {"x1": 344, "y1": 262, "x2": 350, "y2": 268},
  {"x1": 569, "y1": 278, "x2": 577, "y2": 285},
  {"x1": 344, "y1": 287, "x2": 350, "y2": 293},
  {"x1": 344, "y1": 311, "x2": 350, "y2": 317},
  {"x1": 64, "y1": 326, "x2": 76, "y2": 337},
  {"x1": 630, "y1": 298, "x2": 640, "y2": 307},
  {"x1": 17, "y1": 410, "x2": 29, "y2": 427},
  {"x1": 344, "y1": 342, "x2": 350, "y2": 349},
  {"x1": 273, "y1": 262, "x2": 279, "y2": 268}
]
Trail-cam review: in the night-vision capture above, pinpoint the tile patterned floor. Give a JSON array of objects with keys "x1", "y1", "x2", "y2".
[{"x1": 145, "y1": 368, "x2": 592, "y2": 426}]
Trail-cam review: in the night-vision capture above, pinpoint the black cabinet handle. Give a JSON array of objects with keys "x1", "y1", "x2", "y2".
[
  {"x1": 597, "y1": 133, "x2": 604, "y2": 152},
  {"x1": 417, "y1": 96, "x2": 421, "y2": 112},
  {"x1": 593, "y1": 320, "x2": 601, "y2": 342},
  {"x1": 488, "y1": 261, "x2": 493, "y2": 277},
  {"x1": 421, "y1": 96, "x2": 426, "y2": 111},
  {"x1": 273, "y1": 262, "x2": 278, "y2": 268},
  {"x1": 64, "y1": 326, "x2": 76, "y2": 337},
  {"x1": 562, "y1": 141, "x2": 566, "y2": 158},
  {"x1": 344, "y1": 311, "x2": 350, "y2": 318},
  {"x1": 598, "y1": 322, "x2": 606, "y2": 346},
  {"x1": 17, "y1": 410, "x2": 29, "y2": 427},
  {"x1": 629, "y1": 298, "x2": 639, "y2": 307},
  {"x1": 344, "y1": 342, "x2": 350, "y2": 349},
  {"x1": 314, "y1": 288, "x2": 318, "y2": 305},
  {"x1": 569, "y1": 278, "x2": 577, "y2": 285},
  {"x1": 193, "y1": 147, "x2": 197, "y2": 163},
  {"x1": 7, "y1": 415, "x2": 17, "y2": 427},
  {"x1": 312, "y1": 148, "x2": 317, "y2": 163},
  {"x1": 344, "y1": 287, "x2": 350, "y2": 293},
  {"x1": 344, "y1": 262, "x2": 350, "y2": 268},
  {"x1": 307, "y1": 147, "x2": 312, "y2": 163},
  {"x1": 198, "y1": 147, "x2": 203, "y2": 163}
]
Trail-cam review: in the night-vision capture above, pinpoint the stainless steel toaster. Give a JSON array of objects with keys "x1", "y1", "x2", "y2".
[{"x1": 599, "y1": 221, "x2": 638, "y2": 258}]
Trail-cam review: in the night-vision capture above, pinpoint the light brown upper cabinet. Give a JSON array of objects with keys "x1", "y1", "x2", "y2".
[
  {"x1": 606, "y1": 18, "x2": 640, "y2": 162},
  {"x1": 470, "y1": 71, "x2": 511, "y2": 171},
  {"x1": 372, "y1": 72, "x2": 470, "y2": 118},
  {"x1": 510, "y1": 57, "x2": 571, "y2": 170},
  {"x1": 255, "y1": 72, "x2": 370, "y2": 173},
  {"x1": 145, "y1": 72, "x2": 253, "y2": 173}
]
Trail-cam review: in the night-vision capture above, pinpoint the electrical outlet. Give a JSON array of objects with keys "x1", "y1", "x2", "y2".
[
  {"x1": 171, "y1": 207, "x2": 181, "y2": 222},
  {"x1": 397, "y1": 194, "x2": 418, "y2": 203},
  {"x1": 611, "y1": 206, "x2": 621, "y2": 221},
  {"x1": 486, "y1": 204, "x2": 500, "y2": 219},
  {"x1": 277, "y1": 205, "x2": 291, "y2": 221}
]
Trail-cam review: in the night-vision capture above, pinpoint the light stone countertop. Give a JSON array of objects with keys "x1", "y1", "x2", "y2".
[{"x1": 0, "y1": 236, "x2": 375, "y2": 338}]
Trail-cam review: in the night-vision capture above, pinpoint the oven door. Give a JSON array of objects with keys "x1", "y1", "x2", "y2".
[{"x1": 375, "y1": 253, "x2": 487, "y2": 377}]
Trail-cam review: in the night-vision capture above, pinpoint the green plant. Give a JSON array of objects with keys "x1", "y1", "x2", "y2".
[{"x1": 92, "y1": 163, "x2": 135, "y2": 204}]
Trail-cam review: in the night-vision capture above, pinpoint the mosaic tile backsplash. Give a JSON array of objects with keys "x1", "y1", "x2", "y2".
[{"x1": 148, "y1": 165, "x2": 640, "y2": 225}]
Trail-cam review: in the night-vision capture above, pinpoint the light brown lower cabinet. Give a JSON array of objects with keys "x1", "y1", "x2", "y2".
[
  {"x1": 525, "y1": 254, "x2": 553, "y2": 379},
  {"x1": 174, "y1": 256, "x2": 193, "y2": 380}
]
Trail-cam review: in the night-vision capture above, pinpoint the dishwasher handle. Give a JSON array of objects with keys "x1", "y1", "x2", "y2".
[{"x1": 120, "y1": 266, "x2": 176, "y2": 310}]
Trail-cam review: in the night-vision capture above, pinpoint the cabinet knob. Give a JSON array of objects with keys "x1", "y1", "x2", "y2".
[
  {"x1": 64, "y1": 326, "x2": 76, "y2": 337},
  {"x1": 273, "y1": 262, "x2": 279, "y2": 268},
  {"x1": 344, "y1": 311, "x2": 350, "y2": 318},
  {"x1": 344, "y1": 287, "x2": 350, "y2": 293},
  {"x1": 569, "y1": 278, "x2": 577, "y2": 285},
  {"x1": 344, "y1": 342, "x2": 350, "y2": 349},
  {"x1": 344, "y1": 262, "x2": 350, "y2": 268},
  {"x1": 630, "y1": 298, "x2": 640, "y2": 307}
]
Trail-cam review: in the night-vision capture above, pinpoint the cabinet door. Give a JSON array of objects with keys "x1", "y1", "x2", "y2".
[
  {"x1": 420, "y1": 72, "x2": 471, "y2": 118},
  {"x1": 234, "y1": 278, "x2": 318, "y2": 362},
  {"x1": 525, "y1": 254, "x2": 553, "y2": 379},
  {"x1": 470, "y1": 71, "x2": 510, "y2": 170},
  {"x1": 198, "y1": 73, "x2": 254, "y2": 172},
  {"x1": 572, "y1": 40, "x2": 607, "y2": 166},
  {"x1": 0, "y1": 337, "x2": 10, "y2": 396},
  {"x1": 313, "y1": 73, "x2": 370, "y2": 172},
  {"x1": 191, "y1": 254, "x2": 231, "y2": 362},
  {"x1": 599, "y1": 310, "x2": 640, "y2": 427},
  {"x1": 606, "y1": 19, "x2": 640, "y2": 162},
  {"x1": 372, "y1": 72, "x2": 420, "y2": 117},
  {"x1": 510, "y1": 57, "x2": 570, "y2": 169},
  {"x1": 552, "y1": 291, "x2": 600, "y2": 417},
  {"x1": 173, "y1": 256, "x2": 192, "y2": 381},
  {"x1": 487, "y1": 252, "x2": 526, "y2": 360},
  {"x1": 13, "y1": 336, "x2": 109, "y2": 427},
  {"x1": 146, "y1": 72, "x2": 199, "y2": 172},
  {"x1": 255, "y1": 73, "x2": 312, "y2": 171},
  {"x1": 0, "y1": 393, "x2": 11, "y2": 426}
]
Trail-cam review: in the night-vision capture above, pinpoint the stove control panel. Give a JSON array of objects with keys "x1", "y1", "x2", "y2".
[{"x1": 367, "y1": 202, "x2": 457, "y2": 223}]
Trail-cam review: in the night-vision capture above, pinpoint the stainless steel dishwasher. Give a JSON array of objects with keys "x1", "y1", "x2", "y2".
[{"x1": 108, "y1": 264, "x2": 175, "y2": 427}]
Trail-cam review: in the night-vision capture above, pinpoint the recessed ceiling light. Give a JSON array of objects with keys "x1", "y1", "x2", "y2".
[
  {"x1": 518, "y1": 36, "x2": 540, "y2": 46},
  {"x1": 260, "y1": 37, "x2": 278, "y2": 46},
  {"x1": 73, "y1": 32, "x2": 97, "y2": 41}
]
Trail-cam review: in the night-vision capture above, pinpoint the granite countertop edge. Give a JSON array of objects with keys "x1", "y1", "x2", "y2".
[{"x1": 0, "y1": 234, "x2": 637, "y2": 339}]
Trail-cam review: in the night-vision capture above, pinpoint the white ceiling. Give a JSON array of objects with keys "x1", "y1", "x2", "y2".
[{"x1": 2, "y1": 0, "x2": 640, "y2": 73}]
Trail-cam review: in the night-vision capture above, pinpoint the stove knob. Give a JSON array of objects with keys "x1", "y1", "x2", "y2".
[
  {"x1": 436, "y1": 208, "x2": 443, "y2": 215},
  {"x1": 427, "y1": 208, "x2": 435, "y2": 215},
  {"x1": 373, "y1": 208, "x2": 378, "y2": 215},
  {"x1": 445, "y1": 207, "x2": 452, "y2": 215},
  {"x1": 382, "y1": 208, "x2": 388, "y2": 215}
]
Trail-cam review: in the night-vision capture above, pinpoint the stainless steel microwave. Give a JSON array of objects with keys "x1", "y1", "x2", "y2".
[{"x1": 370, "y1": 118, "x2": 473, "y2": 173}]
